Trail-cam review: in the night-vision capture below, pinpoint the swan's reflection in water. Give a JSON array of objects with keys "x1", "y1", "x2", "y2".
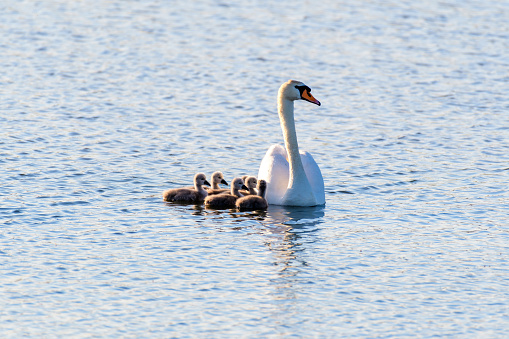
[
  {"x1": 263, "y1": 205, "x2": 325, "y2": 226},
  {"x1": 208, "y1": 205, "x2": 325, "y2": 301},
  {"x1": 259, "y1": 205, "x2": 325, "y2": 301},
  {"x1": 170, "y1": 202, "x2": 325, "y2": 302}
]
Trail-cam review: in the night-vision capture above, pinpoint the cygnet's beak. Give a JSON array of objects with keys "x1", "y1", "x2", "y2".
[
  {"x1": 204, "y1": 180, "x2": 211, "y2": 187},
  {"x1": 241, "y1": 184, "x2": 248, "y2": 190},
  {"x1": 301, "y1": 89, "x2": 321, "y2": 106},
  {"x1": 221, "y1": 179, "x2": 228, "y2": 186}
]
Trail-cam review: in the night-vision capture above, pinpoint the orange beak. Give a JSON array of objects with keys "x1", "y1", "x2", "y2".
[{"x1": 302, "y1": 89, "x2": 321, "y2": 106}]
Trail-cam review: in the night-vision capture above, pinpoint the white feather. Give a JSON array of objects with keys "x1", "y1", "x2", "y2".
[{"x1": 258, "y1": 144, "x2": 289, "y2": 205}]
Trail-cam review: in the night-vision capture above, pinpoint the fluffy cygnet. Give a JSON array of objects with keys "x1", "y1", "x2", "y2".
[
  {"x1": 240, "y1": 176, "x2": 258, "y2": 196},
  {"x1": 163, "y1": 173, "x2": 210, "y2": 203},
  {"x1": 205, "y1": 177, "x2": 248, "y2": 209},
  {"x1": 206, "y1": 171, "x2": 230, "y2": 195},
  {"x1": 211, "y1": 171, "x2": 228, "y2": 189},
  {"x1": 236, "y1": 179, "x2": 268, "y2": 211}
]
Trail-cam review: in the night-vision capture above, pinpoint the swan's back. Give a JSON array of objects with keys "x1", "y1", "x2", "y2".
[
  {"x1": 258, "y1": 144, "x2": 289, "y2": 205},
  {"x1": 300, "y1": 150, "x2": 325, "y2": 205}
]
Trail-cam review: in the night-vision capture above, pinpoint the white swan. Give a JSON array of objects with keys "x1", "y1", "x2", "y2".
[{"x1": 257, "y1": 80, "x2": 325, "y2": 206}]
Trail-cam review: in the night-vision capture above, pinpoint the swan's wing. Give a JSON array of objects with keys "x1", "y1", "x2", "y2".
[
  {"x1": 258, "y1": 144, "x2": 289, "y2": 205},
  {"x1": 300, "y1": 150, "x2": 325, "y2": 205}
]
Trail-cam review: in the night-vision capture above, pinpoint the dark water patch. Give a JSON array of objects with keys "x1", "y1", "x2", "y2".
[
  {"x1": 50, "y1": 201, "x2": 91, "y2": 206},
  {"x1": 328, "y1": 190, "x2": 355, "y2": 195}
]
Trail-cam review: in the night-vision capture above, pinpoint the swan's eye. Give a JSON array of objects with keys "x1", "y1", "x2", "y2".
[{"x1": 295, "y1": 85, "x2": 311, "y2": 96}]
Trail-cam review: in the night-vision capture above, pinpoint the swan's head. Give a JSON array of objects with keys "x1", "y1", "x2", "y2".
[
  {"x1": 279, "y1": 80, "x2": 321, "y2": 106},
  {"x1": 244, "y1": 176, "x2": 258, "y2": 189},
  {"x1": 211, "y1": 171, "x2": 228, "y2": 186},
  {"x1": 194, "y1": 173, "x2": 211, "y2": 187},
  {"x1": 232, "y1": 177, "x2": 249, "y2": 191}
]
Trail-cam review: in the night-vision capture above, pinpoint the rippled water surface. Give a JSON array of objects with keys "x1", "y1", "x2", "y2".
[{"x1": 2, "y1": 0, "x2": 509, "y2": 337}]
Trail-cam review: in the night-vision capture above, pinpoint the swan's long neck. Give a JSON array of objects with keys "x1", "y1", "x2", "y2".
[
  {"x1": 278, "y1": 97, "x2": 308, "y2": 187},
  {"x1": 212, "y1": 182, "x2": 220, "y2": 189}
]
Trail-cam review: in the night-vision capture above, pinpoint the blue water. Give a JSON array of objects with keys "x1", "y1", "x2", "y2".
[{"x1": 1, "y1": 0, "x2": 509, "y2": 337}]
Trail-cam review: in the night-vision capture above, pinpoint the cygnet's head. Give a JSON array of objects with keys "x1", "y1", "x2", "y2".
[
  {"x1": 257, "y1": 179, "x2": 267, "y2": 190},
  {"x1": 257, "y1": 179, "x2": 267, "y2": 197},
  {"x1": 232, "y1": 177, "x2": 248, "y2": 191},
  {"x1": 279, "y1": 80, "x2": 321, "y2": 106},
  {"x1": 194, "y1": 173, "x2": 211, "y2": 187},
  {"x1": 211, "y1": 171, "x2": 228, "y2": 185},
  {"x1": 244, "y1": 176, "x2": 258, "y2": 189}
]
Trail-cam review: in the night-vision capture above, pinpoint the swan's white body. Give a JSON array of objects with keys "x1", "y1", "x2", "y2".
[{"x1": 258, "y1": 80, "x2": 325, "y2": 207}]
